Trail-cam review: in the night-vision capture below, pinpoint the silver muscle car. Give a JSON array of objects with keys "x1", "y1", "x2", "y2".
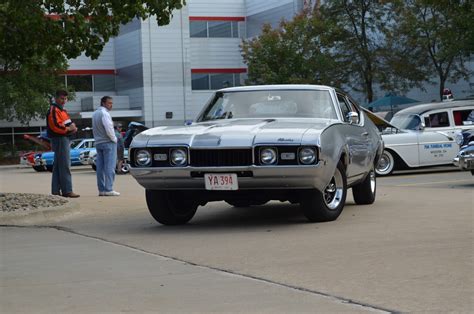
[{"x1": 130, "y1": 85, "x2": 384, "y2": 225}]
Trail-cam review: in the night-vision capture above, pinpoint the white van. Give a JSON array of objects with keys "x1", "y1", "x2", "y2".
[{"x1": 376, "y1": 100, "x2": 474, "y2": 175}]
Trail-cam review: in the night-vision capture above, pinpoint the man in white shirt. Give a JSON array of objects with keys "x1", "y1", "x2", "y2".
[{"x1": 92, "y1": 96, "x2": 120, "y2": 196}]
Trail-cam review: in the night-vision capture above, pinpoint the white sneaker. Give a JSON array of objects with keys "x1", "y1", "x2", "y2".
[{"x1": 104, "y1": 191, "x2": 120, "y2": 196}]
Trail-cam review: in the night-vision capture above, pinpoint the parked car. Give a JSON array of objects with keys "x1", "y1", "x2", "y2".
[
  {"x1": 21, "y1": 133, "x2": 52, "y2": 172},
  {"x1": 80, "y1": 148, "x2": 130, "y2": 174},
  {"x1": 376, "y1": 100, "x2": 474, "y2": 175},
  {"x1": 453, "y1": 128, "x2": 474, "y2": 175},
  {"x1": 453, "y1": 142, "x2": 474, "y2": 175},
  {"x1": 129, "y1": 85, "x2": 384, "y2": 225},
  {"x1": 37, "y1": 138, "x2": 95, "y2": 171}
]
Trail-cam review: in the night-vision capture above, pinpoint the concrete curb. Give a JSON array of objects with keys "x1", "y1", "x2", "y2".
[
  {"x1": 0, "y1": 164, "x2": 29, "y2": 170},
  {"x1": 0, "y1": 200, "x2": 80, "y2": 225}
]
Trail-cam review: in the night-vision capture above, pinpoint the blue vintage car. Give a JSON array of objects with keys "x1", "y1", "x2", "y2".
[{"x1": 36, "y1": 138, "x2": 95, "y2": 171}]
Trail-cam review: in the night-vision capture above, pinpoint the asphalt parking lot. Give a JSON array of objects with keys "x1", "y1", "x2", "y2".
[{"x1": 1, "y1": 166, "x2": 473, "y2": 313}]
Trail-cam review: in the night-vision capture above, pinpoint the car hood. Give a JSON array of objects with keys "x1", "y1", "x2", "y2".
[{"x1": 136, "y1": 118, "x2": 335, "y2": 147}]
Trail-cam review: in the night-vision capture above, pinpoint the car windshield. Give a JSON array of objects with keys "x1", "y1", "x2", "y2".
[
  {"x1": 198, "y1": 90, "x2": 337, "y2": 121},
  {"x1": 390, "y1": 114, "x2": 422, "y2": 130},
  {"x1": 70, "y1": 139, "x2": 82, "y2": 148}
]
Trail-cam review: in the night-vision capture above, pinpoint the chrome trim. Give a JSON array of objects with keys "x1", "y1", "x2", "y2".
[{"x1": 130, "y1": 163, "x2": 327, "y2": 191}]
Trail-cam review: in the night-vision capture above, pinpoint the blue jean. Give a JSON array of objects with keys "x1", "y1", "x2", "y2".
[
  {"x1": 95, "y1": 142, "x2": 117, "y2": 192},
  {"x1": 51, "y1": 136, "x2": 72, "y2": 195}
]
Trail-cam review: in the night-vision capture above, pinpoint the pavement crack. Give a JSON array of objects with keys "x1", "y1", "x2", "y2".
[{"x1": 1, "y1": 225, "x2": 400, "y2": 313}]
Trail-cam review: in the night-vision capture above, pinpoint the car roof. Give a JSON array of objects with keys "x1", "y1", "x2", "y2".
[
  {"x1": 395, "y1": 99, "x2": 474, "y2": 116},
  {"x1": 218, "y1": 84, "x2": 334, "y2": 92}
]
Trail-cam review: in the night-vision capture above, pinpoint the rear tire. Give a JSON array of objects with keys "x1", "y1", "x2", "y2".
[
  {"x1": 33, "y1": 165, "x2": 45, "y2": 172},
  {"x1": 376, "y1": 150, "x2": 395, "y2": 176},
  {"x1": 352, "y1": 166, "x2": 376, "y2": 204},
  {"x1": 46, "y1": 165, "x2": 53, "y2": 172},
  {"x1": 300, "y1": 161, "x2": 347, "y2": 222},
  {"x1": 92, "y1": 164, "x2": 96, "y2": 171},
  {"x1": 145, "y1": 190, "x2": 198, "y2": 225}
]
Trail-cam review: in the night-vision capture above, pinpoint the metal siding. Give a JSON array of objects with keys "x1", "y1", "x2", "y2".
[
  {"x1": 188, "y1": 0, "x2": 245, "y2": 16},
  {"x1": 245, "y1": 0, "x2": 296, "y2": 16},
  {"x1": 141, "y1": 9, "x2": 193, "y2": 127},
  {"x1": 68, "y1": 40, "x2": 115, "y2": 70},
  {"x1": 246, "y1": 2, "x2": 298, "y2": 38},
  {"x1": 190, "y1": 39, "x2": 245, "y2": 68}
]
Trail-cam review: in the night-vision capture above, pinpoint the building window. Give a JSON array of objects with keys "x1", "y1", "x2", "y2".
[
  {"x1": 191, "y1": 72, "x2": 242, "y2": 90},
  {"x1": 190, "y1": 20, "x2": 241, "y2": 38},
  {"x1": 190, "y1": 21, "x2": 207, "y2": 37},
  {"x1": 62, "y1": 74, "x2": 116, "y2": 92},
  {"x1": 94, "y1": 74, "x2": 115, "y2": 91},
  {"x1": 191, "y1": 73, "x2": 210, "y2": 90},
  {"x1": 208, "y1": 21, "x2": 232, "y2": 37},
  {"x1": 210, "y1": 73, "x2": 234, "y2": 89},
  {"x1": 66, "y1": 75, "x2": 93, "y2": 92}
]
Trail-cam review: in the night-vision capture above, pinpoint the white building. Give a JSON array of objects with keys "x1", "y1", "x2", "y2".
[{"x1": 1, "y1": 0, "x2": 473, "y2": 150}]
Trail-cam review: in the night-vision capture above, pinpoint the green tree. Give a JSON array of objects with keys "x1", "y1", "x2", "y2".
[
  {"x1": 317, "y1": 0, "x2": 409, "y2": 103},
  {"x1": 0, "y1": 0, "x2": 185, "y2": 123},
  {"x1": 393, "y1": 0, "x2": 473, "y2": 100},
  {"x1": 241, "y1": 11, "x2": 347, "y2": 87}
]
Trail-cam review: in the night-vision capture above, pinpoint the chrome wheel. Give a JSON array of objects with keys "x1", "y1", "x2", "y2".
[
  {"x1": 376, "y1": 151, "x2": 395, "y2": 176},
  {"x1": 324, "y1": 167, "x2": 344, "y2": 210}
]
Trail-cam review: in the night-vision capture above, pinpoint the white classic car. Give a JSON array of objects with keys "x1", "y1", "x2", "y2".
[
  {"x1": 376, "y1": 100, "x2": 474, "y2": 175},
  {"x1": 130, "y1": 85, "x2": 384, "y2": 225}
]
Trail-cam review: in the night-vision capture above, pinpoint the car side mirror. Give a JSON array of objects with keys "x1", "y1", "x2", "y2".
[
  {"x1": 346, "y1": 112, "x2": 359, "y2": 124},
  {"x1": 418, "y1": 122, "x2": 425, "y2": 131}
]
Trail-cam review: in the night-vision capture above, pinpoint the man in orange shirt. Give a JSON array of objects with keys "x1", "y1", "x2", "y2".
[{"x1": 46, "y1": 90, "x2": 80, "y2": 198}]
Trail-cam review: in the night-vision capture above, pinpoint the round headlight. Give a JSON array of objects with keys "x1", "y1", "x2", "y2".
[
  {"x1": 170, "y1": 149, "x2": 187, "y2": 166},
  {"x1": 299, "y1": 147, "x2": 316, "y2": 165},
  {"x1": 135, "y1": 149, "x2": 151, "y2": 166},
  {"x1": 454, "y1": 132, "x2": 463, "y2": 145},
  {"x1": 260, "y1": 148, "x2": 277, "y2": 165}
]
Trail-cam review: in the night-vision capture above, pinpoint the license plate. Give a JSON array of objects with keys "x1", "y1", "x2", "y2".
[{"x1": 204, "y1": 173, "x2": 238, "y2": 190}]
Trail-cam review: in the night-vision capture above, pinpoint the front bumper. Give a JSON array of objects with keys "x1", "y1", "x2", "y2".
[{"x1": 130, "y1": 163, "x2": 331, "y2": 191}]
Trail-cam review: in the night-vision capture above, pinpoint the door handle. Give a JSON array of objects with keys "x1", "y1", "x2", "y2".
[{"x1": 362, "y1": 132, "x2": 369, "y2": 136}]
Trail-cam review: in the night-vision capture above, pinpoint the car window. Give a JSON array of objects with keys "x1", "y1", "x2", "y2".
[
  {"x1": 424, "y1": 111, "x2": 450, "y2": 128},
  {"x1": 70, "y1": 139, "x2": 82, "y2": 148},
  {"x1": 337, "y1": 94, "x2": 352, "y2": 122},
  {"x1": 391, "y1": 114, "x2": 422, "y2": 130},
  {"x1": 198, "y1": 90, "x2": 337, "y2": 121},
  {"x1": 453, "y1": 109, "x2": 474, "y2": 126}
]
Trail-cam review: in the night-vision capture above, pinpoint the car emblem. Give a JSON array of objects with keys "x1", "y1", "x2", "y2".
[{"x1": 278, "y1": 138, "x2": 294, "y2": 142}]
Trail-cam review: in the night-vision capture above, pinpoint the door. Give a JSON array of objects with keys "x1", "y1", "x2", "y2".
[
  {"x1": 337, "y1": 94, "x2": 370, "y2": 178},
  {"x1": 417, "y1": 130, "x2": 457, "y2": 166}
]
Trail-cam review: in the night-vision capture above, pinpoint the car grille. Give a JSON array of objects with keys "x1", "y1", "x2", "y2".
[{"x1": 190, "y1": 149, "x2": 253, "y2": 167}]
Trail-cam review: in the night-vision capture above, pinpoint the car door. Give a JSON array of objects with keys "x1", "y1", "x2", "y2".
[
  {"x1": 418, "y1": 110, "x2": 458, "y2": 165},
  {"x1": 336, "y1": 93, "x2": 369, "y2": 179}
]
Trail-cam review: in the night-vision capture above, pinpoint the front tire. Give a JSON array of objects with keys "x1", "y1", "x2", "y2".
[
  {"x1": 145, "y1": 190, "x2": 198, "y2": 225},
  {"x1": 376, "y1": 150, "x2": 395, "y2": 176},
  {"x1": 352, "y1": 166, "x2": 376, "y2": 204},
  {"x1": 300, "y1": 161, "x2": 347, "y2": 222}
]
